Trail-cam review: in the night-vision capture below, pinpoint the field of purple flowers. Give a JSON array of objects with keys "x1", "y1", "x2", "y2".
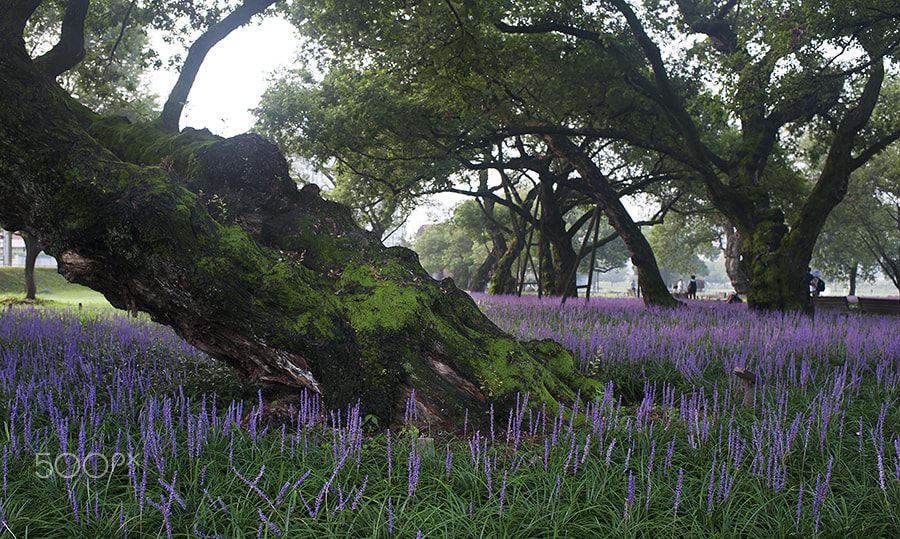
[{"x1": 0, "y1": 297, "x2": 897, "y2": 537}]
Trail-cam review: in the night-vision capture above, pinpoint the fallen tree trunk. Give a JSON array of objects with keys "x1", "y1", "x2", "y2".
[{"x1": 0, "y1": 6, "x2": 599, "y2": 427}]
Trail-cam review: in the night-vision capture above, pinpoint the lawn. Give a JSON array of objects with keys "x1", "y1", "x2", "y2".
[
  {"x1": 0, "y1": 295, "x2": 897, "y2": 537},
  {"x1": 0, "y1": 267, "x2": 110, "y2": 306}
]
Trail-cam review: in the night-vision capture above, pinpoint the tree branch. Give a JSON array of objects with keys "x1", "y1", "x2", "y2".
[
  {"x1": 674, "y1": 0, "x2": 738, "y2": 53},
  {"x1": 494, "y1": 20, "x2": 602, "y2": 42},
  {"x1": 157, "y1": 0, "x2": 278, "y2": 132},
  {"x1": 33, "y1": 0, "x2": 89, "y2": 77},
  {"x1": 107, "y1": 0, "x2": 137, "y2": 64},
  {"x1": 851, "y1": 127, "x2": 900, "y2": 172},
  {"x1": 0, "y1": 0, "x2": 43, "y2": 38},
  {"x1": 793, "y1": 59, "x2": 885, "y2": 242}
]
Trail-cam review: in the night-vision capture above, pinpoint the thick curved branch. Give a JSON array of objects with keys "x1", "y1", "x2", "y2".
[
  {"x1": 539, "y1": 128, "x2": 676, "y2": 305},
  {"x1": 674, "y1": 0, "x2": 738, "y2": 53},
  {"x1": 480, "y1": 123, "x2": 706, "y2": 171},
  {"x1": 608, "y1": 0, "x2": 722, "y2": 171},
  {"x1": 33, "y1": 0, "x2": 89, "y2": 77},
  {"x1": 157, "y1": 0, "x2": 278, "y2": 132},
  {"x1": 851, "y1": 127, "x2": 900, "y2": 172},
  {"x1": 494, "y1": 20, "x2": 601, "y2": 41},
  {"x1": 793, "y1": 60, "x2": 885, "y2": 242},
  {"x1": 0, "y1": 1, "x2": 42, "y2": 38},
  {"x1": 606, "y1": 0, "x2": 761, "y2": 232}
]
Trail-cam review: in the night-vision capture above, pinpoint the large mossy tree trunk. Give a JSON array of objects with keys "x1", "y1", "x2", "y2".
[{"x1": 0, "y1": 3, "x2": 599, "y2": 427}]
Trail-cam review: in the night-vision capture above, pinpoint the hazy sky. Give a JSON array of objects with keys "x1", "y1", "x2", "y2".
[
  {"x1": 149, "y1": 17, "x2": 461, "y2": 237},
  {"x1": 152, "y1": 18, "x2": 299, "y2": 137}
]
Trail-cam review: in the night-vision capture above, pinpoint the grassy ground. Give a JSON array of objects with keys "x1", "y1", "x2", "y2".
[{"x1": 0, "y1": 267, "x2": 110, "y2": 306}]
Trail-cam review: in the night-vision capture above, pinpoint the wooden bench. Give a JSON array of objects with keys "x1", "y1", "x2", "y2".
[
  {"x1": 811, "y1": 296, "x2": 851, "y2": 315},
  {"x1": 857, "y1": 297, "x2": 900, "y2": 316}
]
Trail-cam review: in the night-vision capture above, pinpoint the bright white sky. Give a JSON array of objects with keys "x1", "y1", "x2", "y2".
[
  {"x1": 150, "y1": 17, "x2": 454, "y2": 238},
  {"x1": 151, "y1": 18, "x2": 299, "y2": 137}
]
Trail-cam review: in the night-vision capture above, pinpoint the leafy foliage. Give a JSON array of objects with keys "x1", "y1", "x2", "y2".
[
  {"x1": 414, "y1": 202, "x2": 492, "y2": 288},
  {"x1": 647, "y1": 216, "x2": 719, "y2": 277}
]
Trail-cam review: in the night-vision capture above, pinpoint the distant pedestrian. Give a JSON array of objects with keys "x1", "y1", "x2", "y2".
[
  {"x1": 812, "y1": 276, "x2": 825, "y2": 296},
  {"x1": 631, "y1": 280, "x2": 637, "y2": 297},
  {"x1": 687, "y1": 275, "x2": 697, "y2": 299}
]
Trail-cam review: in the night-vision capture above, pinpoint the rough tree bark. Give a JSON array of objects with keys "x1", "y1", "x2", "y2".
[
  {"x1": 468, "y1": 202, "x2": 507, "y2": 293},
  {"x1": 538, "y1": 178, "x2": 579, "y2": 298},
  {"x1": 848, "y1": 263, "x2": 858, "y2": 297},
  {"x1": 488, "y1": 183, "x2": 536, "y2": 296},
  {"x1": 720, "y1": 221, "x2": 749, "y2": 295},
  {"x1": 0, "y1": 0, "x2": 600, "y2": 427},
  {"x1": 488, "y1": 230, "x2": 525, "y2": 295}
]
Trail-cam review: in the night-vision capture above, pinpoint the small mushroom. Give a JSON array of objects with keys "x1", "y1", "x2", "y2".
[{"x1": 733, "y1": 367, "x2": 757, "y2": 408}]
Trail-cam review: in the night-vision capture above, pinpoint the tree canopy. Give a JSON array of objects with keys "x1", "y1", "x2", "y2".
[
  {"x1": 257, "y1": 0, "x2": 704, "y2": 306},
  {"x1": 260, "y1": 0, "x2": 900, "y2": 311}
]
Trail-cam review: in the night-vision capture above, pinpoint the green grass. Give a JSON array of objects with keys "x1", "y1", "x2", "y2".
[{"x1": 0, "y1": 267, "x2": 110, "y2": 306}]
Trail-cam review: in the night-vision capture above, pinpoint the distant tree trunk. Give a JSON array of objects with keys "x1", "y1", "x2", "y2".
[
  {"x1": 539, "y1": 179, "x2": 578, "y2": 298},
  {"x1": 721, "y1": 222, "x2": 750, "y2": 294},
  {"x1": 541, "y1": 132, "x2": 677, "y2": 307},
  {"x1": 469, "y1": 196, "x2": 508, "y2": 293},
  {"x1": 537, "y1": 220, "x2": 554, "y2": 297},
  {"x1": 0, "y1": 1, "x2": 601, "y2": 428},
  {"x1": 488, "y1": 235, "x2": 523, "y2": 295},
  {"x1": 848, "y1": 264, "x2": 858, "y2": 296},
  {"x1": 22, "y1": 233, "x2": 40, "y2": 300}
]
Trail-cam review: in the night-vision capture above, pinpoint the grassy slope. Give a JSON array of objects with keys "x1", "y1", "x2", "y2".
[{"x1": 0, "y1": 267, "x2": 110, "y2": 305}]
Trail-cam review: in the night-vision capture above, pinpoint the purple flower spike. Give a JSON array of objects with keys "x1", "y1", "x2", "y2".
[{"x1": 388, "y1": 496, "x2": 394, "y2": 535}]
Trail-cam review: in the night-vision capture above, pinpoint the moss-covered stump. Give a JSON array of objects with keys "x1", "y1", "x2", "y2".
[{"x1": 0, "y1": 24, "x2": 600, "y2": 428}]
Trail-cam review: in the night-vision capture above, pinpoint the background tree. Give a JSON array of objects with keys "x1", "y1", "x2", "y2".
[
  {"x1": 339, "y1": 0, "x2": 899, "y2": 310},
  {"x1": 647, "y1": 216, "x2": 718, "y2": 284},
  {"x1": 811, "y1": 189, "x2": 882, "y2": 296},
  {"x1": 320, "y1": 171, "x2": 417, "y2": 241},
  {"x1": 259, "y1": 0, "x2": 687, "y2": 306},
  {"x1": 465, "y1": 181, "x2": 511, "y2": 293},
  {"x1": 808, "y1": 82, "x2": 900, "y2": 294},
  {"x1": 415, "y1": 222, "x2": 483, "y2": 289},
  {"x1": 21, "y1": 232, "x2": 41, "y2": 300},
  {"x1": 0, "y1": 0, "x2": 600, "y2": 427},
  {"x1": 604, "y1": 0, "x2": 900, "y2": 310},
  {"x1": 833, "y1": 153, "x2": 900, "y2": 292},
  {"x1": 573, "y1": 217, "x2": 631, "y2": 283}
]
